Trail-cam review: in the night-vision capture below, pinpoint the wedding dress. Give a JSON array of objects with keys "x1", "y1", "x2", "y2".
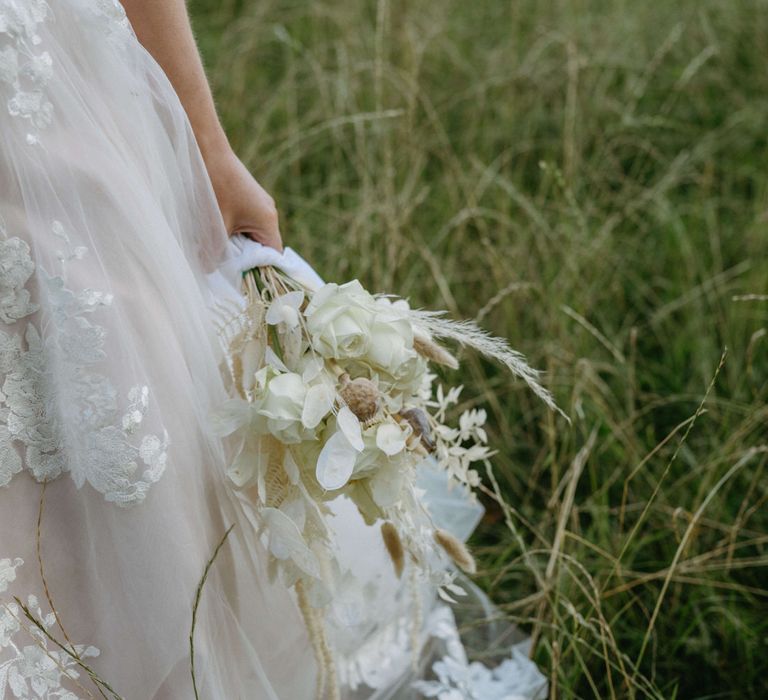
[{"x1": 0, "y1": 1, "x2": 546, "y2": 698}]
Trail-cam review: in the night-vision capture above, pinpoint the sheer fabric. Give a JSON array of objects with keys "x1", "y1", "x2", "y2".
[
  {"x1": 0, "y1": 2, "x2": 546, "y2": 699},
  {"x1": 0, "y1": 1, "x2": 313, "y2": 697}
]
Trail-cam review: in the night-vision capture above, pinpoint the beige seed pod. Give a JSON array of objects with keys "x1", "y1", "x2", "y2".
[
  {"x1": 434, "y1": 528, "x2": 476, "y2": 574},
  {"x1": 339, "y1": 375, "x2": 380, "y2": 422},
  {"x1": 381, "y1": 521, "x2": 405, "y2": 578},
  {"x1": 413, "y1": 332, "x2": 459, "y2": 370}
]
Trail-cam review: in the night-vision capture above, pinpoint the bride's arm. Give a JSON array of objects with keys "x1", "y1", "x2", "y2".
[{"x1": 121, "y1": 0, "x2": 283, "y2": 251}]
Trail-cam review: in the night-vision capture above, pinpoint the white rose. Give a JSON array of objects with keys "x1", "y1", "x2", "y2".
[
  {"x1": 367, "y1": 299, "x2": 427, "y2": 393},
  {"x1": 254, "y1": 367, "x2": 315, "y2": 444},
  {"x1": 304, "y1": 280, "x2": 375, "y2": 359},
  {"x1": 367, "y1": 309, "x2": 414, "y2": 370}
]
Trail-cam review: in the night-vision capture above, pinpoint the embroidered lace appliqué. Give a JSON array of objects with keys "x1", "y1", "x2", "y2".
[
  {"x1": 336, "y1": 601, "x2": 547, "y2": 699},
  {"x1": 0, "y1": 558, "x2": 100, "y2": 700},
  {"x1": 91, "y1": 0, "x2": 131, "y2": 29},
  {"x1": 0, "y1": 1, "x2": 53, "y2": 144},
  {"x1": 0, "y1": 222, "x2": 169, "y2": 506}
]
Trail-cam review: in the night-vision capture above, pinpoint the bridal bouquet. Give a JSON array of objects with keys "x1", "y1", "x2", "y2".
[{"x1": 212, "y1": 249, "x2": 561, "y2": 697}]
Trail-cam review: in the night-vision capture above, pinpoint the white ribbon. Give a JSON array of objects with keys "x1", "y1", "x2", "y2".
[
  {"x1": 222, "y1": 234, "x2": 325, "y2": 291},
  {"x1": 207, "y1": 234, "x2": 325, "y2": 308}
]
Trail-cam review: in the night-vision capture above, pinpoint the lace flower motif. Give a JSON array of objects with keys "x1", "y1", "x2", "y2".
[
  {"x1": 0, "y1": 222, "x2": 169, "y2": 506},
  {"x1": 0, "y1": 1, "x2": 54, "y2": 143},
  {"x1": 0, "y1": 559, "x2": 101, "y2": 700},
  {"x1": 413, "y1": 617, "x2": 548, "y2": 700}
]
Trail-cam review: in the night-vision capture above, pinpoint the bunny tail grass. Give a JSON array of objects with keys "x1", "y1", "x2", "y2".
[{"x1": 409, "y1": 309, "x2": 569, "y2": 421}]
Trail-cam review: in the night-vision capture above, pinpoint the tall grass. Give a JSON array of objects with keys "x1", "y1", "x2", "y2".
[{"x1": 190, "y1": 1, "x2": 768, "y2": 697}]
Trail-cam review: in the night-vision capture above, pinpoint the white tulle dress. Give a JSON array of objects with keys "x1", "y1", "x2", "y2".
[{"x1": 0, "y1": 2, "x2": 546, "y2": 698}]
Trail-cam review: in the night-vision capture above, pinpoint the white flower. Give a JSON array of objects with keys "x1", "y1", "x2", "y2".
[
  {"x1": 304, "y1": 280, "x2": 375, "y2": 359},
  {"x1": 213, "y1": 366, "x2": 333, "y2": 445},
  {"x1": 304, "y1": 280, "x2": 427, "y2": 394},
  {"x1": 265, "y1": 290, "x2": 304, "y2": 330},
  {"x1": 367, "y1": 301, "x2": 425, "y2": 393},
  {"x1": 256, "y1": 370, "x2": 314, "y2": 443}
]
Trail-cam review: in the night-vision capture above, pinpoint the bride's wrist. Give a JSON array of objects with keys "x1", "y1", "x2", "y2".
[
  {"x1": 199, "y1": 141, "x2": 240, "y2": 190},
  {"x1": 195, "y1": 125, "x2": 235, "y2": 171}
]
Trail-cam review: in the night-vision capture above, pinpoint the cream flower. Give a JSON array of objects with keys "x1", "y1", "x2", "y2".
[
  {"x1": 304, "y1": 280, "x2": 374, "y2": 359},
  {"x1": 367, "y1": 302, "x2": 422, "y2": 386}
]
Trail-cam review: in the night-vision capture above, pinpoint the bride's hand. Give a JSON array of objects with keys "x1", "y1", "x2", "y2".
[{"x1": 206, "y1": 150, "x2": 283, "y2": 252}]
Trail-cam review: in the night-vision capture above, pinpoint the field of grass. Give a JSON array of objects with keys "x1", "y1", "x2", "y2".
[{"x1": 190, "y1": 1, "x2": 768, "y2": 697}]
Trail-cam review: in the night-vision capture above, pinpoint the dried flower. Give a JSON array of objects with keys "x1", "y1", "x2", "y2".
[
  {"x1": 434, "y1": 529, "x2": 476, "y2": 574},
  {"x1": 413, "y1": 332, "x2": 459, "y2": 370},
  {"x1": 381, "y1": 522, "x2": 405, "y2": 578},
  {"x1": 339, "y1": 374, "x2": 380, "y2": 422},
  {"x1": 400, "y1": 407, "x2": 435, "y2": 452}
]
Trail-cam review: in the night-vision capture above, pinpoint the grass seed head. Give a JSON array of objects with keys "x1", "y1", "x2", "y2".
[
  {"x1": 434, "y1": 528, "x2": 476, "y2": 574},
  {"x1": 381, "y1": 521, "x2": 405, "y2": 578},
  {"x1": 413, "y1": 332, "x2": 460, "y2": 370}
]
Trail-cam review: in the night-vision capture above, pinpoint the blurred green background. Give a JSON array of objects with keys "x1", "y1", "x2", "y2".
[{"x1": 190, "y1": 1, "x2": 768, "y2": 697}]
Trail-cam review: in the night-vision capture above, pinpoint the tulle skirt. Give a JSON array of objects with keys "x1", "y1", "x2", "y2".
[
  {"x1": 0, "y1": 2, "x2": 547, "y2": 699},
  {"x1": 0, "y1": 1, "x2": 316, "y2": 697}
]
